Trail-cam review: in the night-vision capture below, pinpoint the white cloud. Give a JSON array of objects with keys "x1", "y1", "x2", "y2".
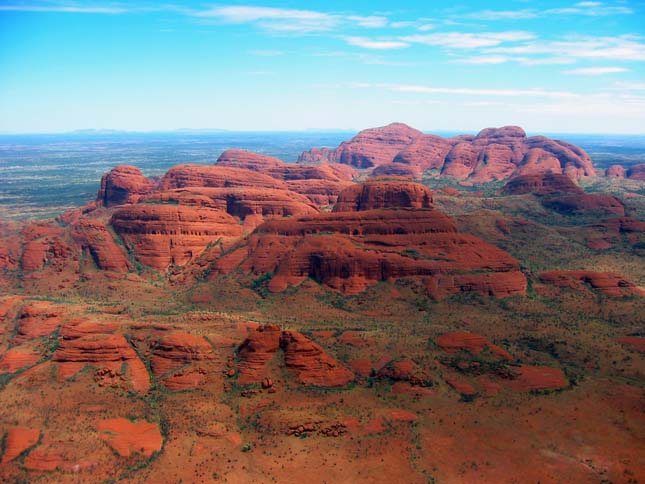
[
  {"x1": 454, "y1": 55, "x2": 575, "y2": 65},
  {"x1": 465, "y1": 9, "x2": 538, "y2": 20},
  {"x1": 0, "y1": 4, "x2": 126, "y2": 13},
  {"x1": 348, "y1": 82, "x2": 578, "y2": 99},
  {"x1": 564, "y1": 66, "x2": 629, "y2": 75},
  {"x1": 486, "y1": 35, "x2": 645, "y2": 62},
  {"x1": 194, "y1": 6, "x2": 337, "y2": 32},
  {"x1": 347, "y1": 15, "x2": 388, "y2": 28},
  {"x1": 344, "y1": 36, "x2": 409, "y2": 50},
  {"x1": 402, "y1": 31, "x2": 535, "y2": 49},
  {"x1": 465, "y1": 2, "x2": 632, "y2": 21}
]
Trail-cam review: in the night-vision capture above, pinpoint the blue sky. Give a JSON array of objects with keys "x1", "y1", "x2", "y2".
[{"x1": 1, "y1": 1, "x2": 644, "y2": 134}]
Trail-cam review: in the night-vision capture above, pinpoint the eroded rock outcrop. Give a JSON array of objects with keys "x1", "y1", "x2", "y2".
[
  {"x1": 502, "y1": 173, "x2": 583, "y2": 196},
  {"x1": 1, "y1": 427, "x2": 41, "y2": 464},
  {"x1": 96, "y1": 418, "x2": 162, "y2": 457},
  {"x1": 300, "y1": 124, "x2": 595, "y2": 181},
  {"x1": 332, "y1": 181, "x2": 433, "y2": 212},
  {"x1": 280, "y1": 331, "x2": 354, "y2": 387},
  {"x1": 71, "y1": 220, "x2": 130, "y2": 272},
  {"x1": 236, "y1": 324, "x2": 282, "y2": 385},
  {"x1": 111, "y1": 204, "x2": 244, "y2": 270},
  {"x1": 97, "y1": 165, "x2": 155, "y2": 207},
  {"x1": 436, "y1": 331, "x2": 512, "y2": 360},
  {"x1": 159, "y1": 164, "x2": 287, "y2": 191},
  {"x1": 626, "y1": 163, "x2": 645, "y2": 181},
  {"x1": 215, "y1": 209, "x2": 526, "y2": 298},
  {"x1": 539, "y1": 271, "x2": 643, "y2": 296},
  {"x1": 150, "y1": 332, "x2": 214, "y2": 389},
  {"x1": 53, "y1": 333, "x2": 150, "y2": 392},
  {"x1": 605, "y1": 165, "x2": 626, "y2": 178}
]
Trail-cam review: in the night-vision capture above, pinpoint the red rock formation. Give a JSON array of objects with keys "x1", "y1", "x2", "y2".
[
  {"x1": 217, "y1": 149, "x2": 357, "y2": 182},
  {"x1": 143, "y1": 187, "x2": 318, "y2": 220},
  {"x1": 71, "y1": 220, "x2": 130, "y2": 272},
  {"x1": 504, "y1": 366, "x2": 567, "y2": 391},
  {"x1": 502, "y1": 173, "x2": 583, "y2": 196},
  {"x1": 14, "y1": 301, "x2": 63, "y2": 344},
  {"x1": 97, "y1": 165, "x2": 155, "y2": 207},
  {"x1": 96, "y1": 418, "x2": 162, "y2": 457},
  {"x1": 618, "y1": 336, "x2": 645, "y2": 353},
  {"x1": 445, "y1": 375, "x2": 477, "y2": 396},
  {"x1": 285, "y1": 180, "x2": 355, "y2": 206},
  {"x1": 215, "y1": 208, "x2": 525, "y2": 298},
  {"x1": 158, "y1": 164, "x2": 287, "y2": 190},
  {"x1": 150, "y1": 332, "x2": 214, "y2": 377},
  {"x1": 111, "y1": 204, "x2": 243, "y2": 270},
  {"x1": 539, "y1": 271, "x2": 643, "y2": 296},
  {"x1": 626, "y1": 163, "x2": 645, "y2": 180},
  {"x1": 605, "y1": 165, "x2": 626, "y2": 178},
  {"x1": 20, "y1": 223, "x2": 73, "y2": 272},
  {"x1": 541, "y1": 194, "x2": 625, "y2": 216},
  {"x1": 280, "y1": 331, "x2": 354, "y2": 387},
  {"x1": 301, "y1": 123, "x2": 422, "y2": 168},
  {"x1": 436, "y1": 331, "x2": 512, "y2": 360},
  {"x1": 300, "y1": 124, "x2": 595, "y2": 180},
  {"x1": 1, "y1": 427, "x2": 40, "y2": 464},
  {"x1": 53, "y1": 333, "x2": 150, "y2": 392},
  {"x1": 377, "y1": 359, "x2": 431, "y2": 385},
  {"x1": 0, "y1": 346, "x2": 41, "y2": 373},
  {"x1": 371, "y1": 163, "x2": 421, "y2": 179},
  {"x1": 236, "y1": 324, "x2": 282, "y2": 385},
  {"x1": 332, "y1": 181, "x2": 433, "y2": 212}
]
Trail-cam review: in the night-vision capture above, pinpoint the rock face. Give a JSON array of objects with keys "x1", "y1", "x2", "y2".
[
  {"x1": 300, "y1": 124, "x2": 595, "y2": 180},
  {"x1": 150, "y1": 332, "x2": 214, "y2": 390},
  {"x1": 539, "y1": 271, "x2": 643, "y2": 296},
  {"x1": 504, "y1": 366, "x2": 567, "y2": 392},
  {"x1": 1, "y1": 427, "x2": 41, "y2": 464},
  {"x1": 97, "y1": 165, "x2": 155, "y2": 207},
  {"x1": 436, "y1": 332, "x2": 512, "y2": 360},
  {"x1": 605, "y1": 165, "x2": 626, "y2": 178},
  {"x1": 53, "y1": 333, "x2": 150, "y2": 392},
  {"x1": 236, "y1": 324, "x2": 282, "y2": 385},
  {"x1": 111, "y1": 204, "x2": 243, "y2": 270},
  {"x1": 14, "y1": 301, "x2": 63, "y2": 344},
  {"x1": 332, "y1": 181, "x2": 433, "y2": 212},
  {"x1": 143, "y1": 187, "x2": 318, "y2": 220},
  {"x1": 71, "y1": 220, "x2": 130, "y2": 272},
  {"x1": 541, "y1": 194, "x2": 625, "y2": 217},
  {"x1": 216, "y1": 149, "x2": 357, "y2": 182},
  {"x1": 215, "y1": 208, "x2": 526, "y2": 298},
  {"x1": 96, "y1": 418, "x2": 163, "y2": 457},
  {"x1": 626, "y1": 163, "x2": 645, "y2": 180},
  {"x1": 235, "y1": 325, "x2": 353, "y2": 387},
  {"x1": 502, "y1": 173, "x2": 583, "y2": 196},
  {"x1": 159, "y1": 164, "x2": 288, "y2": 191},
  {"x1": 281, "y1": 331, "x2": 354, "y2": 387}
]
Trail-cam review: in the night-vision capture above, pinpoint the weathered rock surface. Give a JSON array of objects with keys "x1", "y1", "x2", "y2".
[
  {"x1": 539, "y1": 271, "x2": 643, "y2": 296},
  {"x1": 281, "y1": 331, "x2": 354, "y2": 387},
  {"x1": 215, "y1": 209, "x2": 526, "y2": 298},
  {"x1": 96, "y1": 418, "x2": 162, "y2": 457},
  {"x1": 236, "y1": 324, "x2": 282, "y2": 385},
  {"x1": 143, "y1": 187, "x2": 318, "y2": 220},
  {"x1": 71, "y1": 220, "x2": 130, "y2": 272},
  {"x1": 150, "y1": 332, "x2": 214, "y2": 377},
  {"x1": 626, "y1": 163, "x2": 645, "y2": 180},
  {"x1": 158, "y1": 164, "x2": 287, "y2": 191},
  {"x1": 436, "y1": 331, "x2": 512, "y2": 360},
  {"x1": 111, "y1": 204, "x2": 243, "y2": 270},
  {"x1": 502, "y1": 173, "x2": 583, "y2": 196},
  {"x1": 332, "y1": 181, "x2": 433, "y2": 212},
  {"x1": 1, "y1": 427, "x2": 41, "y2": 464},
  {"x1": 97, "y1": 165, "x2": 155, "y2": 207},
  {"x1": 14, "y1": 301, "x2": 63, "y2": 344},
  {"x1": 605, "y1": 165, "x2": 626, "y2": 178},
  {"x1": 541, "y1": 194, "x2": 625, "y2": 217},
  {"x1": 300, "y1": 124, "x2": 595, "y2": 180},
  {"x1": 504, "y1": 366, "x2": 567, "y2": 391},
  {"x1": 53, "y1": 333, "x2": 150, "y2": 391}
]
